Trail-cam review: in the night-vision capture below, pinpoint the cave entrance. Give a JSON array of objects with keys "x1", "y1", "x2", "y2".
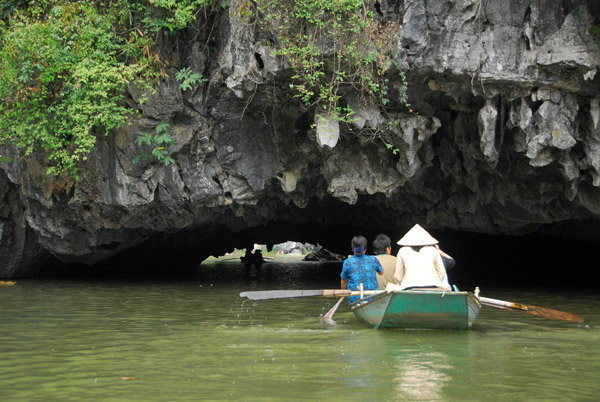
[
  {"x1": 206, "y1": 241, "x2": 343, "y2": 264},
  {"x1": 210, "y1": 241, "x2": 317, "y2": 260},
  {"x1": 36, "y1": 227, "x2": 597, "y2": 291}
]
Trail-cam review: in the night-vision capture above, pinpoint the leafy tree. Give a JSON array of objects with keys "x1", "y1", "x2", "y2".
[
  {"x1": 0, "y1": 3, "x2": 148, "y2": 177},
  {"x1": 0, "y1": 0, "x2": 216, "y2": 178}
]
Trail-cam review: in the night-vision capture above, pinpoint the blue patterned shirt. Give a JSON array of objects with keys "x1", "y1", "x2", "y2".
[{"x1": 340, "y1": 254, "x2": 383, "y2": 303}]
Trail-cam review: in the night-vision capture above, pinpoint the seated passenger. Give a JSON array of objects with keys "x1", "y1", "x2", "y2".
[
  {"x1": 340, "y1": 235, "x2": 383, "y2": 303},
  {"x1": 372, "y1": 233, "x2": 398, "y2": 290},
  {"x1": 394, "y1": 224, "x2": 451, "y2": 291}
]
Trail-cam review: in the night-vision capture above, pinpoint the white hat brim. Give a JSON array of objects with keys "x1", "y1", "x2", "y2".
[{"x1": 397, "y1": 224, "x2": 439, "y2": 246}]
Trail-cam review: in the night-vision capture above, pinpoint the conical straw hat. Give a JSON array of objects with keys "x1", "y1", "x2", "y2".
[{"x1": 397, "y1": 224, "x2": 439, "y2": 246}]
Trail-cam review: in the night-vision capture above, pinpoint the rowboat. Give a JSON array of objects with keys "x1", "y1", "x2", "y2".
[
  {"x1": 349, "y1": 289, "x2": 481, "y2": 330},
  {"x1": 240, "y1": 255, "x2": 265, "y2": 265},
  {"x1": 239, "y1": 287, "x2": 583, "y2": 328}
]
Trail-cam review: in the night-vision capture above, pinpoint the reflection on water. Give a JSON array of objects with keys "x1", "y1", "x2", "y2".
[
  {"x1": 394, "y1": 351, "x2": 451, "y2": 401},
  {"x1": 1, "y1": 260, "x2": 599, "y2": 401}
]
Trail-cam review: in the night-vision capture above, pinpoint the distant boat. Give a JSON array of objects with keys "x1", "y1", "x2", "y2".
[
  {"x1": 240, "y1": 254, "x2": 264, "y2": 265},
  {"x1": 350, "y1": 289, "x2": 481, "y2": 330},
  {"x1": 240, "y1": 252, "x2": 274, "y2": 266}
]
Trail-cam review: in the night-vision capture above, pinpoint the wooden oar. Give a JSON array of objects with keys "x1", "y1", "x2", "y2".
[
  {"x1": 320, "y1": 297, "x2": 345, "y2": 320},
  {"x1": 479, "y1": 296, "x2": 584, "y2": 323},
  {"x1": 239, "y1": 289, "x2": 384, "y2": 301}
]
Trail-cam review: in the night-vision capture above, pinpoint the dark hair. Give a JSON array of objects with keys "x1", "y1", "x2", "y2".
[
  {"x1": 351, "y1": 235, "x2": 367, "y2": 250},
  {"x1": 372, "y1": 233, "x2": 391, "y2": 254}
]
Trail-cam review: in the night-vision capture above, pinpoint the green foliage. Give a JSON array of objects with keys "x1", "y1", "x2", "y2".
[
  {"x1": 0, "y1": 0, "x2": 26, "y2": 26},
  {"x1": 252, "y1": 0, "x2": 408, "y2": 125},
  {"x1": 106, "y1": 0, "x2": 214, "y2": 34},
  {"x1": 385, "y1": 143, "x2": 399, "y2": 155},
  {"x1": 176, "y1": 67, "x2": 208, "y2": 91},
  {"x1": 0, "y1": 2, "x2": 152, "y2": 178},
  {"x1": 573, "y1": 6, "x2": 600, "y2": 49},
  {"x1": 0, "y1": 0, "x2": 217, "y2": 178},
  {"x1": 590, "y1": 25, "x2": 600, "y2": 48},
  {"x1": 0, "y1": 0, "x2": 413, "y2": 177},
  {"x1": 133, "y1": 121, "x2": 175, "y2": 166},
  {"x1": 139, "y1": 0, "x2": 213, "y2": 32}
]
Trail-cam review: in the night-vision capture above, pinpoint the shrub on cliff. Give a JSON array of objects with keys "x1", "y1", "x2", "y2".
[{"x1": 0, "y1": 0, "x2": 212, "y2": 179}]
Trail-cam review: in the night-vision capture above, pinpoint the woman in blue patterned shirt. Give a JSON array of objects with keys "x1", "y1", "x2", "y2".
[{"x1": 340, "y1": 235, "x2": 383, "y2": 303}]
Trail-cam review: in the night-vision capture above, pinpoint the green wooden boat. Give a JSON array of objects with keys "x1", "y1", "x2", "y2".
[{"x1": 350, "y1": 289, "x2": 481, "y2": 330}]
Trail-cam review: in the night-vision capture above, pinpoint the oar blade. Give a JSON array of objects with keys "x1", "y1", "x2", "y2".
[
  {"x1": 525, "y1": 305, "x2": 584, "y2": 323},
  {"x1": 321, "y1": 296, "x2": 346, "y2": 321},
  {"x1": 480, "y1": 296, "x2": 584, "y2": 323},
  {"x1": 239, "y1": 290, "x2": 325, "y2": 300}
]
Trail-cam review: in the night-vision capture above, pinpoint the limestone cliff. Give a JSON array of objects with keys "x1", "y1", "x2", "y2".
[{"x1": 2, "y1": 0, "x2": 600, "y2": 277}]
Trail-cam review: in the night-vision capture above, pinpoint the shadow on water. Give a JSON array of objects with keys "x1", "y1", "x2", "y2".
[
  {"x1": 195, "y1": 259, "x2": 343, "y2": 290},
  {"x1": 47, "y1": 258, "x2": 345, "y2": 293}
]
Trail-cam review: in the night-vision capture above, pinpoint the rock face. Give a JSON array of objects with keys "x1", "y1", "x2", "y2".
[{"x1": 2, "y1": 0, "x2": 600, "y2": 277}]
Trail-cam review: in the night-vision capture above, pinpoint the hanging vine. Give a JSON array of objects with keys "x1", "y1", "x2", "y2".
[{"x1": 249, "y1": 0, "x2": 409, "y2": 125}]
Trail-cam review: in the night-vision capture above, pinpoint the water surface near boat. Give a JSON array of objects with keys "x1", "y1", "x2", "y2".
[{"x1": 1, "y1": 259, "x2": 598, "y2": 401}]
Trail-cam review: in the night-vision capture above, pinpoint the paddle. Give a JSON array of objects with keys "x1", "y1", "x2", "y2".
[
  {"x1": 239, "y1": 289, "x2": 384, "y2": 301},
  {"x1": 479, "y1": 296, "x2": 584, "y2": 323},
  {"x1": 320, "y1": 297, "x2": 346, "y2": 321}
]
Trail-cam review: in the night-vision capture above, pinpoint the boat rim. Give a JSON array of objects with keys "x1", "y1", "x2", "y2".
[{"x1": 349, "y1": 289, "x2": 481, "y2": 310}]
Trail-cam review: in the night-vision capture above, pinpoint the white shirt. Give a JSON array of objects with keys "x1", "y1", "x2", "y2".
[{"x1": 394, "y1": 246, "x2": 450, "y2": 290}]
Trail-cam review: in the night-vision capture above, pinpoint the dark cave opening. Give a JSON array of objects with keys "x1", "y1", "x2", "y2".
[{"x1": 37, "y1": 227, "x2": 597, "y2": 291}]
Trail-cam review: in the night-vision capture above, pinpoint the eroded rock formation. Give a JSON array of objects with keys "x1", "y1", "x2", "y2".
[{"x1": 2, "y1": 0, "x2": 600, "y2": 277}]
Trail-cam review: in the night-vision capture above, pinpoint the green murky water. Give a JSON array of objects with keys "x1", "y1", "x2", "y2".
[{"x1": 1, "y1": 260, "x2": 598, "y2": 401}]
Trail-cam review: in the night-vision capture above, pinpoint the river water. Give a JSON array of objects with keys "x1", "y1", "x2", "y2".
[{"x1": 1, "y1": 259, "x2": 598, "y2": 401}]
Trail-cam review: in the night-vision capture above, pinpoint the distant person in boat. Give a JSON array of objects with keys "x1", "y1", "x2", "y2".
[
  {"x1": 372, "y1": 233, "x2": 398, "y2": 290},
  {"x1": 394, "y1": 224, "x2": 451, "y2": 291},
  {"x1": 242, "y1": 246, "x2": 263, "y2": 265},
  {"x1": 341, "y1": 235, "x2": 383, "y2": 303}
]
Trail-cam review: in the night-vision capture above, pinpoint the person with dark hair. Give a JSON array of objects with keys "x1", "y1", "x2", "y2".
[
  {"x1": 372, "y1": 233, "x2": 398, "y2": 290},
  {"x1": 394, "y1": 224, "x2": 451, "y2": 291},
  {"x1": 340, "y1": 235, "x2": 383, "y2": 304}
]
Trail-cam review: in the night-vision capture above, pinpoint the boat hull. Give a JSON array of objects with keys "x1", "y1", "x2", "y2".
[{"x1": 350, "y1": 290, "x2": 480, "y2": 330}]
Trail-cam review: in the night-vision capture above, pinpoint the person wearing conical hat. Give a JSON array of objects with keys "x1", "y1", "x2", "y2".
[{"x1": 394, "y1": 224, "x2": 451, "y2": 291}]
